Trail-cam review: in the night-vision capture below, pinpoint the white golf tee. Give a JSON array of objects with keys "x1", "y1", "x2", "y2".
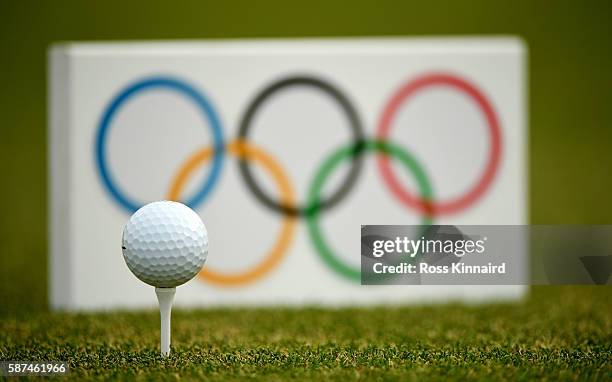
[{"x1": 155, "y1": 287, "x2": 176, "y2": 357}]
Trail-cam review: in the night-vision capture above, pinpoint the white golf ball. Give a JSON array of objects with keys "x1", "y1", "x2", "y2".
[{"x1": 122, "y1": 201, "x2": 208, "y2": 288}]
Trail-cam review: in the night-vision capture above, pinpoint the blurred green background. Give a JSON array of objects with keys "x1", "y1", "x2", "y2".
[{"x1": 0, "y1": 0, "x2": 610, "y2": 313}]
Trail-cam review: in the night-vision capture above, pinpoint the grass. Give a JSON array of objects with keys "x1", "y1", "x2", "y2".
[{"x1": 1, "y1": 286, "x2": 610, "y2": 381}]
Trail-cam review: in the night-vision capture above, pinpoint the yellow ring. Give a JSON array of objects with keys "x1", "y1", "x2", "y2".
[{"x1": 166, "y1": 140, "x2": 296, "y2": 286}]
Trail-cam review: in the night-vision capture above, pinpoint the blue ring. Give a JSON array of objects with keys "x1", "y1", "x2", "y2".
[{"x1": 95, "y1": 76, "x2": 225, "y2": 213}]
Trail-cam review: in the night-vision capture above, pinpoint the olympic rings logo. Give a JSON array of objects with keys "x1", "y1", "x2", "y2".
[{"x1": 95, "y1": 73, "x2": 502, "y2": 285}]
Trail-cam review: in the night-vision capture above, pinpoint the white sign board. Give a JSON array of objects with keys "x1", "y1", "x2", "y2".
[{"x1": 49, "y1": 38, "x2": 527, "y2": 310}]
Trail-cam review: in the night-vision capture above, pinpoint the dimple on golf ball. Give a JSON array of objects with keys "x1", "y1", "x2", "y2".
[{"x1": 122, "y1": 201, "x2": 208, "y2": 288}]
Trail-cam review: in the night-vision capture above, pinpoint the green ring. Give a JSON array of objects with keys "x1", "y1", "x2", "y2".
[{"x1": 306, "y1": 139, "x2": 434, "y2": 282}]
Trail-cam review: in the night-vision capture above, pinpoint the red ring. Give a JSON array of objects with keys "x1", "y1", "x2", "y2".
[{"x1": 376, "y1": 73, "x2": 502, "y2": 216}]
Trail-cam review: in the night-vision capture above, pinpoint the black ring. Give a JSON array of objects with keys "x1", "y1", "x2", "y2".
[{"x1": 237, "y1": 75, "x2": 366, "y2": 217}]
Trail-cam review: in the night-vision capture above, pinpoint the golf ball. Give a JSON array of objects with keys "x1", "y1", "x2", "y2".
[{"x1": 122, "y1": 201, "x2": 208, "y2": 288}]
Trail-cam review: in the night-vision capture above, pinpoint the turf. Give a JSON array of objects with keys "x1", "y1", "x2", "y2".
[{"x1": 1, "y1": 286, "x2": 610, "y2": 381}]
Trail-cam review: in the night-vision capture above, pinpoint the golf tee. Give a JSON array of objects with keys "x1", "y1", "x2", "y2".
[{"x1": 155, "y1": 287, "x2": 176, "y2": 357}]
